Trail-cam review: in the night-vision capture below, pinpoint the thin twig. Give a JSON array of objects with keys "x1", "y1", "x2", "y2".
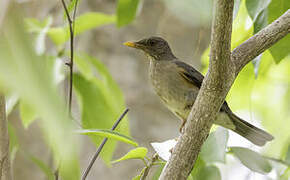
[
  {"x1": 61, "y1": 0, "x2": 78, "y2": 114},
  {"x1": 56, "y1": 1, "x2": 79, "y2": 179},
  {"x1": 82, "y1": 108, "x2": 130, "y2": 180},
  {"x1": 141, "y1": 154, "x2": 159, "y2": 180}
]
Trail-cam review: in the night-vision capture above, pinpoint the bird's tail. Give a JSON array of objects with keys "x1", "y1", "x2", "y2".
[{"x1": 229, "y1": 113, "x2": 274, "y2": 146}]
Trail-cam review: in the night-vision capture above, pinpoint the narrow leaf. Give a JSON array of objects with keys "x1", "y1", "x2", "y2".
[
  {"x1": 29, "y1": 155, "x2": 54, "y2": 180},
  {"x1": 112, "y1": 147, "x2": 148, "y2": 163},
  {"x1": 245, "y1": 0, "x2": 271, "y2": 21},
  {"x1": 253, "y1": 9, "x2": 268, "y2": 34},
  {"x1": 77, "y1": 129, "x2": 137, "y2": 146},
  {"x1": 231, "y1": 147, "x2": 272, "y2": 174},
  {"x1": 73, "y1": 53, "x2": 129, "y2": 165}
]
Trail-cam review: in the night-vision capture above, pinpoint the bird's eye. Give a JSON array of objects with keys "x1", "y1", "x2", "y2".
[{"x1": 148, "y1": 40, "x2": 156, "y2": 46}]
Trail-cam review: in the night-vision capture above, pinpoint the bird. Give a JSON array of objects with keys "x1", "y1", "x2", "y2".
[{"x1": 123, "y1": 36, "x2": 274, "y2": 146}]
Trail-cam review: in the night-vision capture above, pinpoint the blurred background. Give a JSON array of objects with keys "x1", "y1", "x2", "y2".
[{"x1": 0, "y1": 0, "x2": 289, "y2": 180}]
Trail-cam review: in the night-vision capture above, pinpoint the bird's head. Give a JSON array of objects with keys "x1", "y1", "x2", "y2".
[{"x1": 123, "y1": 36, "x2": 175, "y2": 61}]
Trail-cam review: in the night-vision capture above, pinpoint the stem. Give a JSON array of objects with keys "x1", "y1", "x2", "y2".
[
  {"x1": 141, "y1": 154, "x2": 159, "y2": 180},
  {"x1": 61, "y1": 0, "x2": 79, "y2": 114},
  {"x1": 0, "y1": 94, "x2": 12, "y2": 180},
  {"x1": 56, "y1": 1, "x2": 79, "y2": 179},
  {"x1": 82, "y1": 108, "x2": 129, "y2": 180}
]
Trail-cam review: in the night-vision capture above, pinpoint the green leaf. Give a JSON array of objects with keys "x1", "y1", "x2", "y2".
[
  {"x1": 20, "y1": 101, "x2": 37, "y2": 129},
  {"x1": 117, "y1": 0, "x2": 140, "y2": 27},
  {"x1": 74, "y1": 54, "x2": 94, "y2": 80},
  {"x1": 200, "y1": 127, "x2": 229, "y2": 163},
  {"x1": 112, "y1": 147, "x2": 147, "y2": 163},
  {"x1": 73, "y1": 53, "x2": 129, "y2": 165},
  {"x1": 77, "y1": 129, "x2": 137, "y2": 146},
  {"x1": 29, "y1": 155, "x2": 54, "y2": 180},
  {"x1": 190, "y1": 157, "x2": 206, "y2": 179},
  {"x1": 253, "y1": 9, "x2": 268, "y2": 33},
  {"x1": 269, "y1": 35, "x2": 290, "y2": 63},
  {"x1": 195, "y1": 165, "x2": 221, "y2": 180},
  {"x1": 245, "y1": 0, "x2": 271, "y2": 21},
  {"x1": 48, "y1": 12, "x2": 115, "y2": 45},
  {"x1": 268, "y1": 0, "x2": 290, "y2": 63},
  {"x1": 268, "y1": 0, "x2": 290, "y2": 23},
  {"x1": 231, "y1": 147, "x2": 272, "y2": 174}
]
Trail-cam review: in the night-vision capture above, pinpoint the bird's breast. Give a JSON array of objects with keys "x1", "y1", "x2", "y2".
[{"x1": 149, "y1": 60, "x2": 198, "y2": 120}]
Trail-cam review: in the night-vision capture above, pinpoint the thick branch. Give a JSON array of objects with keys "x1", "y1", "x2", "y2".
[
  {"x1": 233, "y1": 10, "x2": 290, "y2": 73},
  {"x1": 0, "y1": 95, "x2": 12, "y2": 180},
  {"x1": 159, "y1": 0, "x2": 234, "y2": 179}
]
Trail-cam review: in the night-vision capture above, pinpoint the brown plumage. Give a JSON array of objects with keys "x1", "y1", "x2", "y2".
[{"x1": 124, "y1": 36, "x2": 273, "y2": 146}]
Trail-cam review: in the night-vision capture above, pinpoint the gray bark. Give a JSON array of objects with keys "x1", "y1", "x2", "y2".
[
  {"x1": 159, "y1": 3, "x2": 290, "y2": 180},
  {"x1": 0, "y1": 95, "x2": 12, "y2": 180}
]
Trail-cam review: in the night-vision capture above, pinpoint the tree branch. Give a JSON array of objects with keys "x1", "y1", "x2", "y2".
[
  {"x1": 160, "y1": 4, "x2": 290, "y2": 180},
  {"x1": 0, "y1": 94, "x2": 12, "y2": 180},
  {"x1": 233, "y1": 9, "x2": 290, "y2": 74},
  {"x1": 159, "y1": 0, "x2": 234, "y2": 179}
]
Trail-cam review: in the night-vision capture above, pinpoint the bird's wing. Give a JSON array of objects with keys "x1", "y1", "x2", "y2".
[{"x1": 173, "y1": 60, "x2": 204, "y2": 88}]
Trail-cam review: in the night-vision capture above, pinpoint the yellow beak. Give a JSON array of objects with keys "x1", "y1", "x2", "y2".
[{"x1": 123, "y1": 41, "x2": 137, "y2": 48}]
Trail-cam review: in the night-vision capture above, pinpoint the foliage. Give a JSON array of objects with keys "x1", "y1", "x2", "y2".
[
  {"x1": 0, "y1": 12, "x2": 80, "y2": 179},
  {"x1": 77, "y1": 129, "x2": 137, "y2": 147},
  {"x1": 112, "y1": 147, "x2": 148, "y2": 163},
  {"x1": 73, "y1": 53, "x2": 129, "y2": 164},
  {"x1": 117, "y1": 0, "x2": 140, "y2": 27},
  {"x1": 230, "y1": 147, "x2": 272, "y2": 174},
  {"x1": 1, "y1": 0, "x2": 289, "y2": 179}
]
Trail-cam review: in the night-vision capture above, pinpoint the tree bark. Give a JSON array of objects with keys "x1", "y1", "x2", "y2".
[
  {"x1": 160, "y1": 0, "x2": 234, "y2": 179},
  {"x1": 159, "y1": 3, "x2": 290, "y2": 180},
  {"x1": 0, "y1": 94, "x2": 12, "y2": 180}
]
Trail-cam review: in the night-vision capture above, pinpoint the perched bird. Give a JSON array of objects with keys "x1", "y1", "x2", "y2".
[{"x1": 124, "y1": 36, "x2": 273, "y2": 146}]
